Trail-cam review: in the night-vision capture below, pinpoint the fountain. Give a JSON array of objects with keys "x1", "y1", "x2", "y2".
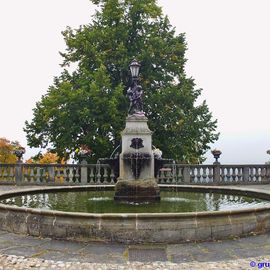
[
  {"x1": 108, "y1": 59, "x2": 160, "y2": 202},
  {"x1": 1, "y1": 60, "x2": 270, "y2": 243}
]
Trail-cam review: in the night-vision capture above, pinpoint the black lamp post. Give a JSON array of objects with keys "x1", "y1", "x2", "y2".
[{"x1": 127, "y1": 59, "x2": 144, "y2": 116}]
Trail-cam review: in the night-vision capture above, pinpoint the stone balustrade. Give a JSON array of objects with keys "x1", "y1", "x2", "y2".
[
  {"x1": 158, "y1": 164, "x2": 270, "y2": 185},
  {"x1": 0, "y1": 163, "x2": 116, "y2": 185},
  {"x1": 0, "y1": 162, "x2": 269, "y2": 185}
]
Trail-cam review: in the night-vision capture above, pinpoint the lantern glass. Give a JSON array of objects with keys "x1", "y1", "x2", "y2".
[{"x1": 129, "y1": 60, "x2": 141, "y2": 78}]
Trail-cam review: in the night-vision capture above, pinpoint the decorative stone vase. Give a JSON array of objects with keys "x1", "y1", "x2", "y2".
[
  {"x1": 13, "y1": 148, "x2": 25, "y2": 162},
  {"x1": 211, "y1": 149, "x2": 222, "y2": 164}
]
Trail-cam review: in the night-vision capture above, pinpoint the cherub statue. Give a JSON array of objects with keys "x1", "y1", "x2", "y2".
[{"x1": 127, "y1": 81, "x2": 144, "y2": 116}]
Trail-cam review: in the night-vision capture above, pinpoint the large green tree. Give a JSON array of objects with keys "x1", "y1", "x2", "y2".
[{"x1": 24, "y1": 0, "x2": 219, "y2": 163}]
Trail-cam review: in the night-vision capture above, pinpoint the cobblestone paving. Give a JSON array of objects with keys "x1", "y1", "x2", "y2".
[
  {"x1": 0, "y1": 185, "x2": 270, "y2": 269},
  {"x1": 0, "y1": 254, "x2": 267, "y2": 269}
]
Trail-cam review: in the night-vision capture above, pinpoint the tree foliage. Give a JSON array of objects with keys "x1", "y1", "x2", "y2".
[
  {"x1": 24, "y1": 0, "x2": 219, "y2": 163},
  {"x1": 0, "y1": 138, "x2": 21, "y2": 163},
  {"x1": 26, "y1": 151, "x2": 64, "y2": 164}
]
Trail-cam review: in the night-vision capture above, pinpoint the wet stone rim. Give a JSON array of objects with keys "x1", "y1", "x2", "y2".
[{"x1": 0, "y1": 185, "x2": 270, "y2": 243}]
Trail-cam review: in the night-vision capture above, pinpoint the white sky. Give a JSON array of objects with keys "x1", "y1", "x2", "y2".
[{"x1": 0, "y1": 0, "x2": 269, "y2": 164}]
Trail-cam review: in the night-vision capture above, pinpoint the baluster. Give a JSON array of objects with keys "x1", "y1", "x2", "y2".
[
  {"x1": 23, "y1": 166, "x2": 29, "y2": 182},
  {"x1": 5, "y1": 166, "x2": 10, "y2": 181},
  {"x1": 96, "y1": 164, "x2": 101, "y2": 184},
  {"x1": 159, "y1": 169, "x2": 165, "y2": 184},
  {"x1": 196, "y1": 168, "x2": 201, "y2": 184},
  {"x1": 3, "y1": 167, "x2": 8, "y2": 180},
  {"x1": 41, "y1": 167, "x2": 49, "y2": 183},
  {"x1": 170, "y1": 165, "x2": 176, "y2": 184},
  {"x1": 29, "y1": 167, "x2": 35, "y2": 183},
  {"x1": 45, "y1": 166, "x2": 50, "y2": 182},
  {"x1": 36, "y1": 167, "x2": 41, "y2": 183},
  {"x1": 165, "y1": 169, "x2": 172, "y2": 183},
  {"x1": 220, "y1": 167, "x2": 225, "y2": 181},
  {"x1": 243, "y1": 166, "x2": 249, "y2": 182},
  {"x1": 68, "y1": 168, "x2": 74, "y2": 183},
  {"x1": 89, "y1": 167, "x2": 95, "y2": 183},
  {"x1": 109, "y1": 168, "x2": 115, "y2": 183},
  {"x1": 226, "y1": 168, "x2": 231, "y2": 182},
  {"x1": 156, "y1": 169, "x2": 161, "y2": 183},
  {"x1": 9, "y1": 166, "x2": 15, "y2": 181},
  {"x1": 20, "y1": 166, "x2": 24, "y2": 182},
  {"x1": 190, "y1": 167, "x2": 195, "y2": 183},
  {"x1": 162, "y1": 169, "x2": 168, "y2": 183},
  {"x1": 0, "y1": 166, "x2": 3, "y2": 180},
  {"x1": 208, "y1": 167, "x2": 213, "y2": 182},
  {"x1": 9, "y1": 166, "x2": 14, "y2": 181},
  {"x1": 232, "y1": 168, "x2": 236, "y2": 182},
  {"x1": 4, "y1": 166, "x2": 10, "y2": 181},
  {"x1": 261, "y1": 167, "x2": 266, "y2": 182},
  {"x1": 47, "y1": 165, "x2": 55, "y2": 183},
  {"x1": 63, "y1": 167, "x2": 68, "y2": 183},
  {"x1": 3, "y1": 166, "x2": 7, "y2": 180},
  {"x1": 202, "y1": 167, "x2": 207, "y2": 183},
  {"x1": 250, "y1": 167, "x2": 254, "y2": 182},
  {"x1": 55, "y1": 167, "x2": 61, "y2": 183},
  {"x1": 60, "y1": 166, "x2": 65, "y2": 183},
  {"x1": 164, "y1": 170, "x2": 168, "y2": 183},
  {"x1": 103, "y1": 167, "x2": 108, "y2": 184},
  {"x1": 170, "y1": 165, "x2": 176, "y2": 183},
  {"x1": 261, "y1": 167, "x2": 266, "y2": 177},
  {"x1": 40, "y1": 167, "x2": 45, "y2": 182},
  {"x1": 255, "y1": 167, "x2": 260, "y2": 182},
  {"x1": 237, "y1": 167, "x2": 242, "y2": 182},
  {"x1": 74, "y1": 167, "x2": 80, "y2": 183},
  {"x1": 176, "y1": 166, "x2": 182, "y2": 183}
]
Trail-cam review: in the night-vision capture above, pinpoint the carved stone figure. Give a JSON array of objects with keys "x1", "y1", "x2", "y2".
[{"x1": 127, "y1": 81, "x2": 144, "y2": 116}]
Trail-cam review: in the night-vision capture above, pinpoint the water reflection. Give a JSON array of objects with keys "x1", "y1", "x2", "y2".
[{"x1": 1, "y1": 190, "x2": 270, "y2": 214}]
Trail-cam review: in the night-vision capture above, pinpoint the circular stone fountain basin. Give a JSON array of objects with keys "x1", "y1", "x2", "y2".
[{"x1": 0, "y1": 185, "x2": 270, "y2": 243}]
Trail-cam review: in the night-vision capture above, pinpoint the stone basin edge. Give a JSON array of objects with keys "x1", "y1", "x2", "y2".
[{"x1": 0, "y1": 185, "x2": 269, "y2": 219}]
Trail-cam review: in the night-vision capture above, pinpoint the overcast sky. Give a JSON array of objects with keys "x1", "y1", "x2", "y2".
[{"x1": 0, "y1": 0, "x2": 269, "y2": 164}]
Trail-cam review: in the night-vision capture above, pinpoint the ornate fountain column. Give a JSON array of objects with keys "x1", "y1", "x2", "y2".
[
  {"x1": 114, "y1": 60, "x2": 160, "y2": 202},
  {"x1": 119, "y1": 115, "x2": 154, "y2": 180}
]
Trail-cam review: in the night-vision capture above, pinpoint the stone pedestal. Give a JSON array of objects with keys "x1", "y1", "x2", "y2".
[{"x1": 114, "y1": 115, "x2": 160, "y2": 202}]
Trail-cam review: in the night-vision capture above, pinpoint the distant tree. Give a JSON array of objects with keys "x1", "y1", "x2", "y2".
[
  {"x1": 0, "y1": 138, "x2": 22, "y2": 163},
  {"x1": 26, "y1": 151, "x2": 64, "y2": 164},
  {"x1": 24, "y1": 0, "x2": 219, "y2": 163}
]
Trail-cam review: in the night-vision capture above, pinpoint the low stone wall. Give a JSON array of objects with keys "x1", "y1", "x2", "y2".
[
  {"x1": 0, "y1": 186, "x2": 270, "y2": 243},
  {"x1": 1, "y1": 163, "x2": 270, "y2": 186}
]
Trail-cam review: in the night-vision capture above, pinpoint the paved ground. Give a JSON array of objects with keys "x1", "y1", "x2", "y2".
[{"x1": 0, "y1": 184, "x2": 270, "y2": 269}]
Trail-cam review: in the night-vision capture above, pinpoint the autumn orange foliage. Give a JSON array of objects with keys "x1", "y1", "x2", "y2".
[
  {"x1": 0, "y1": 137, "x2": 20, "y2": 163},
  {"x1": 26, "y1": 151, "x2": 65, "y2": 164}
]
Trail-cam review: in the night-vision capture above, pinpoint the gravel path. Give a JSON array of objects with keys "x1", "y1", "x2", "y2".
[{"x1": 0, "y1": 254, "x2": 267, "y2": 269}]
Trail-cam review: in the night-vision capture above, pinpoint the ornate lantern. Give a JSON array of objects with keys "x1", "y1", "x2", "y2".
[{"x1": 129, "y1": 59, "x2": 141, "y2": 79}]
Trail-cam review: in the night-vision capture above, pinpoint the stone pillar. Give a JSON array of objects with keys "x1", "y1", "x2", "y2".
[
  {"x1": 119, "y1": 115, "x2": 154, "y2": 180},
  {"x1": 15, "y1": 161, "x2": 23, "y2": 185},
  {"x1": 264, "y1": 164, "x2": 270, "y2": 183},
  {"x1": 243, "y1": 166, "x2": 249, "y2": 182},
  {"x1": 115, "y1": 115, "x2": 160, "y2": 202},
  {"x1": 183, "y1": 166, "x2": 191, "y2": 184},
  {"x1": 80, "y1": 159, "x2": 88, "y2": 184},
  {"x1": 47, "y1": 165, "x2": 55, "y2": 183},
  {"x1": 213, "y1": 162, "x2": 220, "y2": 183}
]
